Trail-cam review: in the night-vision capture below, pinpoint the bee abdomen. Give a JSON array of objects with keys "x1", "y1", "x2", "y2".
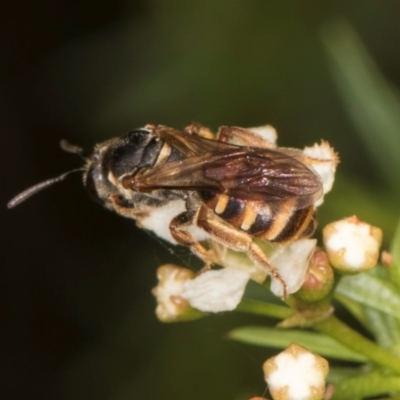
[
  {"x1": 201, "y1": 191, "x2": 317, "y2": 243},
  {"x1": 244, "y1": 203, "x2": 315, "y2": 242},
  {"x1": 268, "y1": 205, "x2": 316, "y2": 242},
  {"x1": 201, "y1": 192, "x2": 247, "y2": 225},
  {"x1": 247, "y1": 203, "x2": 316, "y2": 242}
]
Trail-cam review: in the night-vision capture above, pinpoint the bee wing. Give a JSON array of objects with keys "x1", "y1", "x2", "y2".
[
  {"x1": 126, "y1": 145, "x2": 323, "y2": 209},
  {"x1": 151, "y1": 125, "x2": 239, "y2": 155},
  {"x1": 204, "y1": 149, "x2": 323, "y2": 207}
]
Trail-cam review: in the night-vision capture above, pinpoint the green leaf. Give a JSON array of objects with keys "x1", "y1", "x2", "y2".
[
  {"x1": 321, "y1": 19, "x2": 400, "y2": 194},
  {"x1": 328, "y1": 366, "x2": 368, "y2": 383},
  {"x1": 390, "y1": 216, "x2": 400, "y2": 288},
  {"x1": 334, "y1": 293, "x2": 369, "y2": 329},
  {"x1": 364, "y1": 307, "x2": 400, "y2": 349},
  {"x1": 332, "y1": 370, "x2": 400, "y2": 400},
  {"x1": 228, "y1": 326, "x2": 366, "y2": 362},
  {"x1": 336, "y1": 273, "x2": 400, "y2": 321}
]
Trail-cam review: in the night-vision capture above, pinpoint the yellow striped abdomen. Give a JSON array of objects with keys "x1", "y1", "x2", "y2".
[{"x1": 200, "y1": 191, "x2": 317, "y2": 243}]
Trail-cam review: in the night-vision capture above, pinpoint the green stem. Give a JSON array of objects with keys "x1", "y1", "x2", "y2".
[
  {"x1": 313, "y1": 315, "x2": 400, "y2": 374},
  {"x1": 236, "y1": 299, "x2": 292, "y2": 319},
  {"x1": 238, "y1": 299, "x2": 400, "y2": 374}
]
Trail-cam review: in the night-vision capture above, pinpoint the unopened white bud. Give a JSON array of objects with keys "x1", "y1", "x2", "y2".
[
  {"x1": 323, "y1": 216, "x2": 382, "y2": 273},
  {"x1": 181, "y1": 268, "x2": 250, "y2": 312},
  {"x1": 263, "y1": 343, "x2": 329, "y2": 400},
  {"x1": 303, "y1": 141, "x2": 339, "y2": 206},
  {"x1": 153, "y1": 264, "x2": 204, "y2": 322}
]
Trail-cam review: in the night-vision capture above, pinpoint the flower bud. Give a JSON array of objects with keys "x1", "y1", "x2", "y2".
[
  {"x1": 296, "y1": 250, "x2": 334, "y2": 302},
  {"x1": 323, "y1": 216, "x2": 382, "y2": 273},
  {"x1": 263, "y1": 343, "x2": 329, "y2": 400},
  {"x1": 380, "y1": 250, "x2": 393, "y2": 267},
  {"x1": 152, "y1": 264, "x2": 205, "y2": 322},
  {"x1": 303, "y1": 141, "x2": 339, "y2": 207}
]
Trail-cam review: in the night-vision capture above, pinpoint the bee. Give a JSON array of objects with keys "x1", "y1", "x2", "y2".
[{"x1": 8, "y1": 124, "x2": 323, "y2": 296}]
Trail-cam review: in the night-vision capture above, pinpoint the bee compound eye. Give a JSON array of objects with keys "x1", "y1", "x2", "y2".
[{"x1": 85, "y1": 166, "x2": 103, "y2": 204}]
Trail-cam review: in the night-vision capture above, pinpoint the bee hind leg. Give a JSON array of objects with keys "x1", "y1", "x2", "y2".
[
  {"x1": 196, "y1": 205, "x2": 288, "y2": 297},
  {"x1": 169, "y1": 210, "x2": 213, "y2": 270}
]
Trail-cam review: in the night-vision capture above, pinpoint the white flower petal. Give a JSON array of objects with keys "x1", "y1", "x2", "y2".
[
  {"x1": 182, "y1": 268, "x2": 250, "y2": 312},
  {"x1": 138, "y1": 200, "x2": 209, "y2": 244},
  {"x1": 247, "y1": 125, "x2": 278, "y2": 146},
  {"x1": 270, "y1": 239, "x2": 317, "y2": 297}
]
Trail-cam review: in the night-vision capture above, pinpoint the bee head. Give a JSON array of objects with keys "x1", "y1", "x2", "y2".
[
  {"x1": 7, "y1": 128, "x2": 162, "y2": 209},
  {"x1": 84, "y1": 128, "x2": 163, "y2": 207}
]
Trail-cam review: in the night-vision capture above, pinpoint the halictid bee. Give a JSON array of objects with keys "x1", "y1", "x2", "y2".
[{"x1": 8, "y1": 123, "x2": 324, "y2": 295}]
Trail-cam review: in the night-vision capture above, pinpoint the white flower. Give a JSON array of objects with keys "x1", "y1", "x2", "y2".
[
  {"x1": 303, "y1": 141, "x2": 339, "y2": 206},
  {"x1": 323, "y1": 216, "x2": 382, "y2": 272},
  {"x1": 137, "y1": 200, "x2": 209, "y2": 244},
  {"x1": 247, "y1": 125, "x2": 278, "y2": 146},
  {"x1": 208, "y1": 240, "x2": 270, "y2": 283},
  {"x1": 181, "y1": 268, "x2": 250, "y2": 312},
  {"x1": 263, "y1": 343, "x2": 329, "y2": 400},
  {"x1": 269, "y1": 239, "x2": 317, "y2": 297},
  {"x1": 209, "y1": 239, "x2": 316, "y2": 297},
  {"x1": 152, "y1": 264, "x2": 203, "y2": 322}
]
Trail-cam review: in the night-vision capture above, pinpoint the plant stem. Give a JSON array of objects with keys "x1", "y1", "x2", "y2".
[
  {"x1": 313, "y1": 315, "x2": 400, "y2": 374},
  {"x1": 236, "y1": 299, "x2": 292, "y2": 319},
  {"x1": 238, "y1": 299, "x2": 400, "y2": 374}
]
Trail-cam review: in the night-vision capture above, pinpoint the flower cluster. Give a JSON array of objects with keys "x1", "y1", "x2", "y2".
[{"x1": 149, "y1": 125, "x2": 385, "y2": 400}]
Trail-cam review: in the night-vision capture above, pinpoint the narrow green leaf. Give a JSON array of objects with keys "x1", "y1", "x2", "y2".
[
  {"x1": 334, "y1": 293, "x2": 369, "y2": 329},
  {"x1": 364, "y1": 307, "x2": 400, "y2": 349},
  {"x1": 332, "y1": 370, "x2": 400, "y2": 400},
  {"x1": 322, "y1": 19, "x2": 400, "y2": 193},
  {"x1": 336, "y1": 273, "x2": 400, "y2": 320},
  {"x1": 229, "y1": 326, "x2": 366, "y2": 362},
  {"x1": 390, "y1": 217, "x2": 400, "y2": 288},
  {"x1": 313, "y1": 316, "x2": 400, "y2": 374},
  {"x1": 328, "y1": 366, "x2": 368, "y2": 383}
]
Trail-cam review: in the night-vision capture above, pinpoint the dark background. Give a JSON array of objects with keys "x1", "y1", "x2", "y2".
[{"x1": 2, "y1": 1, "x2": 400, "y2": 399}]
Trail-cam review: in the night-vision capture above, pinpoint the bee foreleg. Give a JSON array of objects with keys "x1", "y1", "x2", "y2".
[
  {"x1": 169, "y1": 210, "x2": 213, "y2": 269},
  {"x1": 196, "y1": 205, "x2": 288, "y2": 297}
]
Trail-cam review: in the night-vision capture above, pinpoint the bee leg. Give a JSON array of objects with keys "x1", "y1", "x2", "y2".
[
  {"x1": 169, "y1": 210, "x2": 213, "y2": 269},
  {"x1": 217, "y1": 126, "x2": 275, "y2": 148},
  {"x1": 184, "y1": 123, "x2": 215, "y2": 139},
  {"x1": 196, "y1": 205, "x2": 288, "y2": 297}
]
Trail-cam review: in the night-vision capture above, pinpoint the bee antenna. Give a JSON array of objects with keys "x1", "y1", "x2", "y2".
[
  {"x1": 60, "y1": 139, "x2": 85, "y2": 160},
  {"x1": 7, "y1": 168, "x2": 84, "y2": 209}
]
